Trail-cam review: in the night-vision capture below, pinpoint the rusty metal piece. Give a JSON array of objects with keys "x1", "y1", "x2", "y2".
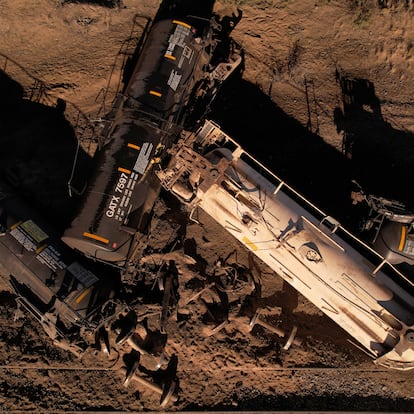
[
  {"x1": 249, "y1": 309, "x2": 302, "y2": 348},
  {"x1": 282, "y1": 325, "x2": 298, "y2": 350},
  {"x1": 203, "y1": 319, "x2": 229, "y2": 337},
  {"x1": 97, "y1": 325, "x2": 111, "y2": 355},
  {"x1": 140, "y1": 252, "x2": 196, "y2": 266},
  {"x1": 160, "y1": 262, "x2": 179, "y2": 334},
  {"x1": 155, "y1": 351, "x2": 170, "y2": 370},
  {"x1": 181, "y1": 282, "x2": 215, "y2": 306},
  {"x1": 116, "y1": 325, "x2": 150, "y2": 356},
  {"x1": 116, "y1": 325, "x2": 170, "y2": 369},
  {"x1": 121, "y1": 363, "x2": 178, "y2": 407}
]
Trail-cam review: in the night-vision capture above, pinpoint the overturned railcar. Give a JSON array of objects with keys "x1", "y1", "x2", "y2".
[
  {"x1": 351, "y1": 187, "x2": 414, "y2": 268},
  {"x1": 157, "y1": 120, "x2": 414, "y2": 370},
  {"x1": 62, "y1": 17, "x2": 231, "y2": 266},
  {"x1": 0, "y1": 194, "x2": 115, "y2": 344},
  {"x1": 373, "y1": 219, "x2": 414, "y2": 267}
]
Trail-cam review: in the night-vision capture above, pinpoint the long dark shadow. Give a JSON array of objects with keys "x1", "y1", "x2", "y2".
[
  {"x1": 0, "y1": 70, "x2": 94, "y2": 231},
  {"x1": 335, "y1": 71, "x2": 414, "y2": 207},
  {"x1": 210, "y1": 71, "x2": 414, "y2": 234}
]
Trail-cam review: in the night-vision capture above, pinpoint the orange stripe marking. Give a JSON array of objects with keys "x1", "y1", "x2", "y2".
[{"x1": 83, "y1": 232, "x2": 109, "y2": 245}]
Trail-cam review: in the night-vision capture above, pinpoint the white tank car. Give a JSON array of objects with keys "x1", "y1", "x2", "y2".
[{"x1": 157, "y1": 120, "x2": 414, "y2": 371}]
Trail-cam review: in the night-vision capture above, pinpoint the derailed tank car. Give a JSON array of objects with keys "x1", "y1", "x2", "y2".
[
  {"x1": 0, "y1": 194, "x2": 116, "y2": 353},
  {"x1": 62, "y1": 17, "x2": 237, "y2": 267},
  {"x1": 156, "y1": 120, "x2": 414, "y2": 370},
  {"x1": 351, "y1": 185, "x2": 414, "y2": 269}
]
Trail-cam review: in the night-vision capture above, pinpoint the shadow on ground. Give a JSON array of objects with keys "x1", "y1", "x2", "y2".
[
  {"x1": 1, "y1": 31, "x2": 414, "y2": 411},
  {"x1": 60, "y1": 0, "x2": 122, "y2": 7},
  {"x1": 210, "y1": 70, "x2": 414, "y2": 231},
  {"x1": 210, "y1": 75, "x2": 356, "y2": 226},
  {"x1": 3, "y1": 58, "x2": 414, "y2": 237},
  {"x1": 0, "y1": 70, "x2": 94, "y2": 231},
  {"x1": 335, "y1": 71, "x2": 414, "y2": 207}
]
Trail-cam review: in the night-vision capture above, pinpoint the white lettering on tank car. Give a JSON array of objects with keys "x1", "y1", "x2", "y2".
[
  {"x1": 115, "y1": 205, "x2": 125, "y2": 221},
  {"x1": 179, "y1": 45, "x2": 193, "y2": 68},
  {"x1": 168, "y1": 25, "x2": 190, "y2": 49},
  {"x1": 183, "y1": 45, "x2": 193, "y2": 60},
  {"x1": 166, "y1": 25, "x2": 190, "y2": 63},
  {"x1": 106, "y1": 169, "x2": 140, "y2": 220},
  {"x1": 115, "y1": 172, "x2": 129, "y2": 193},
  {"x1": 37, "y1": 245, "x2": 66, "y2": 271},
  {"x1": 9, "y1": 221, "x2": 67, "y2": 272},
  {"x1": 133, "y1": 142, "x2": 153, "y2": 174},
  {"x1": 105, "y1": 195, "x2": 120, "y2": 218},
  {"x1": 166, "y1": 37, "x2": 176, "y2": 56},
  {"x1": 10, "y1": 227, "x2": 37, "y2": 252},
  {"x1": 168, "y1": 70, "x2": 182, "y2": 91}
]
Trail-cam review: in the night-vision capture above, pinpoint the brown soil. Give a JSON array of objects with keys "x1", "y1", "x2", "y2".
[{"x1": 1, "y1": 0, "x2": 414, "y2": 411}]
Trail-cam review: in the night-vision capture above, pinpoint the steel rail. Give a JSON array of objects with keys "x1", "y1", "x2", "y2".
[{"x1": 0, "y1": 365, "x2": 392, "y2": 373}]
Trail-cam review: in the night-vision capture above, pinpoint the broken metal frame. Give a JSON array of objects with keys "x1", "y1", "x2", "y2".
[
  {"x1": 156, "y1": 119, "x2": 414, "y2": 371},
  {"x1": 351, "y1": 180, "x2": 414, "y2": 244}
]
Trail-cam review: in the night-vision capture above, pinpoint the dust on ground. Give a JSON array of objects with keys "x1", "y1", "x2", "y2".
[{"x1": 1, "y1": 0, "x2": 414, "y2": 411}]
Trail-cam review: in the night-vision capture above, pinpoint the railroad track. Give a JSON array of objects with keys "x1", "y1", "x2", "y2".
[{"x1": 0, "y1": 364, "x2": 391, "y2": 373}]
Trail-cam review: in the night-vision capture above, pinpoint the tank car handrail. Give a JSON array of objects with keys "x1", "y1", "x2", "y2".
[
  {"x1": 200, "y1": 120, "x2": 414, "y2": 290},
  {"x1": 10, "y1": 267, "x2": 97, "y2": 330}
]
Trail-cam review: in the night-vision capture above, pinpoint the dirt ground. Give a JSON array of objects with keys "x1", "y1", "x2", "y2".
[{"x1": 1, "y1": 0, "x2": 414, "y2": 412}]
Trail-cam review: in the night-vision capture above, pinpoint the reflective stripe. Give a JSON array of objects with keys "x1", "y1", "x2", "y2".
[
  {"x1": 127, "y1": 143, "x2": 140, "y2": 151},
  {"x1": 242, "y1": 236, "x2": 258, "y2": 251},
  {"x1": 398, "y1": 225, "x2": 407, "y2": 251},
  {"x1": 172, "y1": 19, "x2": 191, "y2": 29},
  {"x1": 35, "y1": 244, "x2": 48, "y2": 254},
  {"x1": 149, "y1": 90, "x2": 162, "y2": 97},
  {"x1": 118, "y1": 167, "x2": 131, "y2": 174},
  {"x1": 75, "y1": 286, "x2": 93, "y2": 304},
  {"x1": 10, "y1": 221, "x2": 23, "y2": 230},
  {"x1": 83, "y1": 232, "x2": 109, "y2": 245}
]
